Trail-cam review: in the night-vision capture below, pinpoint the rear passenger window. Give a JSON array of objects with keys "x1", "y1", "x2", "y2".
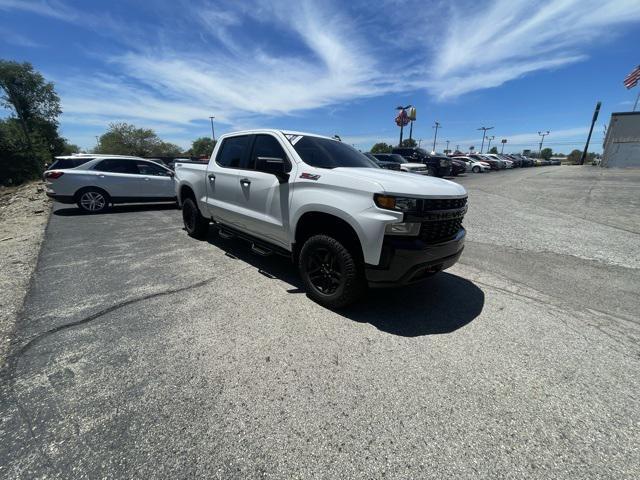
[
  {"x1": 94, "y1": 159, "x2": 139, "y2": 174},
  {"x1": 216, "y1": 136, "x2": 250, "y2": 168},
  {"x1": 250, "y1": 135, "x2": 289, "y2": 170},
  {"x1": 136, "y1": 161, "x2": 171, "y2": 176}
]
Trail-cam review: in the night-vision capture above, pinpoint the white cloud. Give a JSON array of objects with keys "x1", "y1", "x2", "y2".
[
  {"x1": 427, "y1": 0, "x2": 640, "y2": 99},
  {"x1": 0, "y1": 0, "x2": 76, "y2": 21}
]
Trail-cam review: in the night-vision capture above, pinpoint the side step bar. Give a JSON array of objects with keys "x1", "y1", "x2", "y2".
[
  {"x1": 250, "y1": 244, "x2": 272, "y2": 256},
  {"x1": 215, "y1": 222, "x2": 290, "y2": 259}
]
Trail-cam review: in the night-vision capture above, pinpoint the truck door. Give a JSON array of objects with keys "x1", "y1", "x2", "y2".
[
  {"x1": 233, "y1": 134, "x2": 292, "y2": 248},
  {"x1": 205, "y1": 134, "x2": 252, "y2": 228}
]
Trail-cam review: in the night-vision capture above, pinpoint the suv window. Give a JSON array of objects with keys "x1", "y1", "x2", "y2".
[
  {"x1": 250, "y1": 135, "x2": 289, "y2": 170},
  {"x1": 49, "y1": 158, "x2": 94, "y2": 170},
  {"x1": 216, "y1": 135, "x2": 251, "y2": 168},
  {"x1": 136, "y1": 161, "x2": 171, "y2": 176},
  {"x1": 293, "y1": 136, "x2": 377, "y2": 169},
  {"x1": 94, "y1": 159, "x2": 139, "y2": 174}
]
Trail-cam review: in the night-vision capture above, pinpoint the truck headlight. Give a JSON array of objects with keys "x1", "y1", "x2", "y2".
[
  {"x1": 385, "y1": 222, "x2": 421, "y2": 236},
  {"x1": 374, "y1": 194, "x2": 418, "y2": 212}
]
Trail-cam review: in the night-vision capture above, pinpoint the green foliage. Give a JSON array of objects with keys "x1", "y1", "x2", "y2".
[
  {"x1": 541, "y1": 148, "x2": 553, "y2": 160},
  {"x1": 60, "y1": 140, "x2": 81, "y2": 155},
  {"x1": 190, "y1": 137, "x2": 216, "y2": 157},
  {"x1": 95, "y1": 122, "x2": 183, "y2": 157},
  {"x1": 0, "y1": 60, "x2": 64, "y2": 185},
  {"x1": 370, "y1": 142, "x2": 392, "y2": 153},
  {"x1": 488, "y1": 146, "x2": 498, "y2": 154},
  {"x1": 401, "y1": 138, "x2": 417, "y2": 148}
]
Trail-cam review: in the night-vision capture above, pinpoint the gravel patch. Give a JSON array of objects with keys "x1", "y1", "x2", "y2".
[{"x1": 0, "y1": 181, "x2": 51, "y2": 365}]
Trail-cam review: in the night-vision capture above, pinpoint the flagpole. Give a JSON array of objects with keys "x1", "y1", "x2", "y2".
[{"x1": 634, "y1": 89, "x2": 640, "y2": 112}]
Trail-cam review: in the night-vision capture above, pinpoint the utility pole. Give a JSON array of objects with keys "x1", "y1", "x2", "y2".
[
  {"x1": 209, "y1": 116, "x2": 216, "y2": 141},
  {"x1": 579, "y1": 102, "x2": 601, "y2": 165},
  {"x1": 486, "y1": 135, "x2": 495, "y2": 152},
  {"x1": 432, "y1": 121, "x2": 441, "y2": 152},
  {"x1": 538, "y1": 130, "x2": 550, "y2": 156},
  {"x1": 418, "y1": 138, "x2": 423, "y2": 147},
  {"x1": 456, "y1": 144, "x2": 460, "y2": 152},
  {"x1": 477, "y1": 126, "x2": 494, "y2": 153}
]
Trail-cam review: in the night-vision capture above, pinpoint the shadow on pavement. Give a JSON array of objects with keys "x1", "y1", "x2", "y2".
[
  {"x1": 205, "y1": 231, "x2": 484, "y2": 337},
  {"x1": 53, "y1": 203, "x2": 178, "y2": 216}
]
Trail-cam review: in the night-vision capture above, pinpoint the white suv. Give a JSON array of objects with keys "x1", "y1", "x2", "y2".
[{"x1": 44, "y1": 155, "x2": 176, "y2": 212}]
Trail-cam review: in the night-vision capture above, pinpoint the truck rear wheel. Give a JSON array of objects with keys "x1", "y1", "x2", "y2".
[
  {"x1": 298, "y1": 234, "x2": 365, "y2": 308},
  {"x1": 182, "y1": 198, "x2": 209, "y2": 239}
]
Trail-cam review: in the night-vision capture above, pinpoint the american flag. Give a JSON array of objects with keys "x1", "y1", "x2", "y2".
[{"x1": 623, "y1": 65, "x2": 640, "y2": 89}]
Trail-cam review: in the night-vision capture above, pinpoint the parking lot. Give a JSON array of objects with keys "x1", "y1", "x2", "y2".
[{"x1": 1, "y1": 166, "x2": 639, "y2": 479}]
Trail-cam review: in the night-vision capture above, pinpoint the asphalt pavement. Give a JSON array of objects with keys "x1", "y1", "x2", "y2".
[{"x1": 1, "y1": 165, "x2": 639, "y2": 479}]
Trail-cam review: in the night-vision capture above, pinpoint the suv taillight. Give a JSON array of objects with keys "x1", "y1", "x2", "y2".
[{"x1": 45, "y1": 171, "x2": 64, "y2": 179}]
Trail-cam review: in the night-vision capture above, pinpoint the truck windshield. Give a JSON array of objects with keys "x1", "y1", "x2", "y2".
[{"x1": 293, "y1": 136, "x2": 377, "y2": 169}]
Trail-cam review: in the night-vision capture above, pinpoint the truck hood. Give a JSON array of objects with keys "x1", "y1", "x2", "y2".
[{"x1": 332, "y1": 168, "x2": 467, "y2": 198}]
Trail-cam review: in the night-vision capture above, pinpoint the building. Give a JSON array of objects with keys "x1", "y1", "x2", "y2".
[{"x1": 601, "y1": 111, "x2": 640, "y2": 168}]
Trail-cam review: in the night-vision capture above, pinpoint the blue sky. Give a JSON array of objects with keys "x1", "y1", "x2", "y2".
[{"x1": 1, "y1": 0, "x2": 640, "y2": 153}]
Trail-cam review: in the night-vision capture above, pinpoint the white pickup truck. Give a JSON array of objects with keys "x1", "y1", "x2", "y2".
[{"x1": 175, "y1": 130, "x2": 468, "y2": 308}]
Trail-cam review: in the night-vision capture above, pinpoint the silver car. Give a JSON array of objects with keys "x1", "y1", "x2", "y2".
[{"x1": 44, "y1": 155, "x2": 177, "y2": 213}]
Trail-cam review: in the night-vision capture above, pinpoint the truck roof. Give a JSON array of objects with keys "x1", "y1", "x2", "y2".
[{"x1": 221, "y1": 129, "x2": 336, "y2": 141}]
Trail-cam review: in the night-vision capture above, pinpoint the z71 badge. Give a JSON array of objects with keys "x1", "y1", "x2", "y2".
[{"x1": 300, "y1": 173, "x2": 321, "y2": 180}]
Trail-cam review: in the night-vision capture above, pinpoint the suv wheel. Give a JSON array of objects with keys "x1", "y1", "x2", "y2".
[
  {"x1": 182, "y1": 198, "x2": 209, "y2": 239},
  {"x1": 299, "y1": 234, "x2": 365, "y2": 308},
  {"x1": 427, "y1": 167, "x2": 436, "y2": 176},
  {"x1": 77, "y1": 189, "x2": 109, "y2": 213},
  {"x1": 472, "y1": 166, "x2": 480, "y2": 173}
]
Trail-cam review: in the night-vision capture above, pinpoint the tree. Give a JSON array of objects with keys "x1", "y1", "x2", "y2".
[
  {"x1": 190, "y1": 137, "x2": 216, "y2": 157},
  {"x1": 488, "y1": 146, "x2": 498, "y2": 154},
  {"x1": 95, "y1": 122, "x2": 183, "y2": 157},
  {"x1": 540, "y1": 148, "x2": 552, "y2": 160},
  {"x1": 370, "y1": 142, "x2": 392, "y2": 153},
  {"x1": 401, "y1": 138, "x2": 417, "y2": 148},
  {"x1": 566, "y1": 149, "x2": 582, "y2": 164},
  {"x1": 60, "y1": 140, "x2": 81, "y2": 155},
  {"x1": 0, "y1": 60, "x2": 64, "y2": 184}
]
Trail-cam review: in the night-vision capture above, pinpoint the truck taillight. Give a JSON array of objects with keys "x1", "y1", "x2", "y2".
[{"x1": 45, "y1": 171, "x2": 64, "y2": 179}]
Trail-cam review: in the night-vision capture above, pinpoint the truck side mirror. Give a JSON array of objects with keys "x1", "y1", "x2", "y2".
[{"x1": 256, "y1": 156, "x2": 290, "y2": 182}]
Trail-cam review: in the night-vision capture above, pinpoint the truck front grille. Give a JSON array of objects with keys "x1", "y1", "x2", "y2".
[
  {"x1": 420, "y1": 217, "x2": 464, "y2": 243},
  {"x1": 418, "y1": 196, "x2": 467, "y2": 243}
]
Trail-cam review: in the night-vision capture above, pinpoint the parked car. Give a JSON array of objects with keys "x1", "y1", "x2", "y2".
[
  {"x1": 485, "y1": 154, "x2": 513, "y2": 168},
  {"x1": 501, "y1": 154, "x2": 522, "y2": 168},
  {"x1": 391, "y1": 147, "x2": 452, "y2": 177},
  {"x1": 468, "y1": 154, "x2": 501, "y2": 170},
  {"x1": 44, "y1": 156, "x2": 176, "y2": 213},
  {"x1": 453, "y1": 156, "x2": 490, "y2": 173},
  {"x1": 371, "y1": 153, "x2": 429, "y2": 175},
  {"x1": 363, "y1": 153, "x2": 401, "y2": 171},
  {"x1": 175, "y1": 129, "x2": 467, "y2": 308},
  {"x1": 450, "y1": 158, "x2": 467, "y2": 176}
]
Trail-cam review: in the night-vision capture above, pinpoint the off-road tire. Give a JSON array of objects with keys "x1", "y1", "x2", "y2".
[
  {"x1": 182, "y1": 198, "x2": 209, "y2": 239},
  {"x1": 299, "y1": 234, "x2": 365, "y2": 309}
]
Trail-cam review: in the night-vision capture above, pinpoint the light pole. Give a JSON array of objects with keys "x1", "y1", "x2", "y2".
[
  {"x1": 445, "y1": 140, "x2": 450, "y2": 154},
  {"x1": 432, "y1": 121, "x2": 441, "y2": 152},
  {"x1": 501, "y1": 139, "x2": 507, "y2": 153},
  {"x1": 538, "y1": 130, "x2": 550, "y2": 156},
  {"x1": 418, "y1": 138, "x2": 423, "y2": 147},
  {"x1": 486, "y1": 135, "x2": 495, "y2": 152},
  {"x1": 477, "y1": 126, "x2": 494, "y2": 153},
  {"x1": 209, "y1": 116, "x2": 216, "y2": 141}
]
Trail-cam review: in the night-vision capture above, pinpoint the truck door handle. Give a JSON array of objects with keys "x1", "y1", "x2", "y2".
[
  {"x1": 240, "y1": 178, "x2": 251, "y2": 186},
  {"x1": 208, "y1": 174, "x2": 216, "y2": 181}
]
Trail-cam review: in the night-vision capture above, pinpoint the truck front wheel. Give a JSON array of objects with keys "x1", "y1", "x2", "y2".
[
  {"x1": 182, "y1": 198, "x2": 209, "y2": 239},
  {"x1": 298, "y1": 234, "x2": 365, "y2": 308}
]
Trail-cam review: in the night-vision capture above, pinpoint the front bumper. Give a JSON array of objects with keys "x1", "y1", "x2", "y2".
[{"x1": 365, "y1": 228, "x2": 465, "y2": 287}]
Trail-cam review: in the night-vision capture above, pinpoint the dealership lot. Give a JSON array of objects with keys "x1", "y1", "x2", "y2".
[{"x1": 1, "y1": 166, "x2": 639, "y2": 478}]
